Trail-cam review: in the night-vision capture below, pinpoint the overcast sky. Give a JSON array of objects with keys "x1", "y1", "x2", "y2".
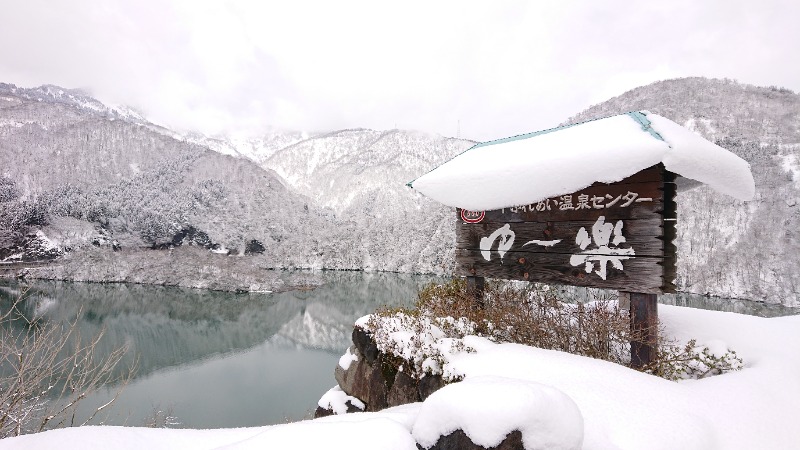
[{"x1": 1, "y1": 0, "x2": 798, "y2": 141}]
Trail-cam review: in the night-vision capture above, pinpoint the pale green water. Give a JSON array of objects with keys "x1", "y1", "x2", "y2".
[
  {"x1": 0, "y1": 272, "x2": 441, "y2": 428},
  {"x1": 1, "y1": 274, "x2": 796, "y2": 429}
]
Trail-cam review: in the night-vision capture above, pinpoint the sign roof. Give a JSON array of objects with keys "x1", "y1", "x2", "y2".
[{"x1": 408, "y1": 111, "x2": 755, "y2": 211}]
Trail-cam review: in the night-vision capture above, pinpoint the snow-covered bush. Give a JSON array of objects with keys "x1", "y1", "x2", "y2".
[
  {"x1": 142, "y1": 406, "x2": 181, "y2": 429},
  {"x1": 362, "y1": 309, "x2": 474, "y2": 379},
  {"x1": 416, "y1": 279, "x2": 635, "y2": 362},
  {"x1": 645, "y1": 339, "x2": 743, "y2": 380},
  {"x1": 364, "y1": 279, "x2": 743, "y2": 381},
  {"x1": 0, "y1": 177, "x2": 19, "y2": 203},
  {"x1": 0, "y1": 200, "x2": 49, "y2": 233}
]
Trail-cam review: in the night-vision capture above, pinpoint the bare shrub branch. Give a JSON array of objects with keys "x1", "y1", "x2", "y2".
[
  {"x1": 0, "y1": 288, "x2": 136, "y2": 438},
  {"x1": 364, "y1": 279, "x2": 742, "y2": 381}
]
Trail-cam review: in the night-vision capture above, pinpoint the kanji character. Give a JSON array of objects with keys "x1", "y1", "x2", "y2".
[
  {"x1": 576, "y1": 194, "x2": 591, "y2": 210},
  {"x1": 559, "y1": 195, "x2": 574, "y2": 210},
  {"x1": 569, "y1": 216, "x2": 635, "y2": 280}
]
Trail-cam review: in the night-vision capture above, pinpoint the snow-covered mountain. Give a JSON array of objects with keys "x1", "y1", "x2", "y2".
[
  {"x1": 186, "y1": 127, "x2": 474, "y2": 274},
  {"x1": 566, "y1": 78, "x2": 800, "y2": 305},
  {"x1": 249, "y1": 128, "x2": 474, "y2": 273},
  {"x1": 0, "y1": 82, "x2": 472, "y2": 282},
  {"x1": 0, "y1": 82, "x2": 336, "y2": 272},
  {"x1": 2, "y1": 78, "x2": 799, "y2": 305},
  {"x1": 0, "y1": 83, "x2": 147, "y2": 124}
]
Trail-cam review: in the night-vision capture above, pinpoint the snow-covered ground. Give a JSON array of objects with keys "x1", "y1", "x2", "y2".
[{"x1": 1, "y1": 304, "x2": 798, "y2": 450}]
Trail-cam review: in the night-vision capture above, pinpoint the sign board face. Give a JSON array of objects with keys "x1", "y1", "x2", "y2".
[{"x1": 455, "y1": 164, "x2": 676, "y2": 293}]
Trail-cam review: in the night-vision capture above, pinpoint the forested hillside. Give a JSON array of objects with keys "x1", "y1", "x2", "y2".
[
  {"x1": 0, "y1": 83, "x2": 471, "y2": 288},
  {"x1": 567, "y1": 78, "x2": 800, "y2": 304},
  {"x1": 1, "y1": 78, "x2": 799, "y2": 305}
]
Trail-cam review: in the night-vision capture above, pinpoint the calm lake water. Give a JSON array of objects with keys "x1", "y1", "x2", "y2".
[
  {"x1": 0, "y1": 272, "x2": 442, "y2": 429},
  {"x1": 1, "y1": 273, "x2": 797, "y2": 429}
]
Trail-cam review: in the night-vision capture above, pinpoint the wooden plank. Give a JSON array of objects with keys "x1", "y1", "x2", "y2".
[
  {"x1": 661, "y1": 179, "x2": 677, "y2": 293},
  {"x1": 456, "y1": 218, "x2": 664, "y2": 257},
  {"x1": 628, "y1": 292, "x2": 658, "y2": 368},
  {"x1": 610, "y1": 164, "x2": 664, "y2": 184},
  {"x1": 454, "y1": 249, "x2": 664, "y2": 293},
  {"x1": 458, "y1": 181, "x2": 664, "y2": 224}
]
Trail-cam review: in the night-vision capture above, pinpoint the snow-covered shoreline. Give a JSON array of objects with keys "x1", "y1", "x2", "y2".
[
  {"x1": 2, "y1": 304, "x2": 798, "y2": 450},
  {"x1": 2, "y1": 247, "x2": 326, "y2": 294}
]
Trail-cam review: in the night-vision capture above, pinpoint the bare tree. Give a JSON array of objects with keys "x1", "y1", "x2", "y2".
[{"x1": 0, "y1": 289, "x2": 136, "y2": 438}]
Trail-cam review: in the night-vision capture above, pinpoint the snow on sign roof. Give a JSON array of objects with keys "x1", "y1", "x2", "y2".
[{"x1": 408, "y1": 112, "x2": 755, "y2": 211}]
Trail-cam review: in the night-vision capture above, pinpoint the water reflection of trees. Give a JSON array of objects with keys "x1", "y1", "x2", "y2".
[{"x1": 0, "y1": 272, "x2": 442, "y2": 382}]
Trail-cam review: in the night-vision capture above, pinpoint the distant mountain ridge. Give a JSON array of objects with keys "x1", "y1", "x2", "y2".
[
  {"x1": 566, "y1": 77, "x2": 799, "y2": 144},
  {"x1": 1, "y1": 78, "x2": 799, "y2": 306},
  {"x1": 0, "y1": 83, "x2": 147, "y2": 124}
]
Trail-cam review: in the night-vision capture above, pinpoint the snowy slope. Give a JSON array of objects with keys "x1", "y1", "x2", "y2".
[
  {"x1": 566, "y1": 78, "x2": 800, "y2": 305},
  {"x1": 180, "y1": 128, "x2": 313, "y2": 161},
  {"x1": 262, "y1": 129, "x2": 472, "y2": 211},
  {"x1": 0, "y1": 81, "x2": 471, "y2": 277},
  {"x1": 0, "y1": 83, "x2": 338, "y2": 271},
  {"x1": 2, "y1": 78, "x2": 800, "y2": 304},
  {"x1": 238, "y1": 128, "x2": 475, "y2": 273}
]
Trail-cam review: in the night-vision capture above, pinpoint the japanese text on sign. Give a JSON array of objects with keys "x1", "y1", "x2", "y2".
[{"x1": 501, "y1": 191, "x2": 652, "y2": 214}]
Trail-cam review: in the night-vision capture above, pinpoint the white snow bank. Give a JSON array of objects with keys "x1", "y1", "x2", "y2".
[
  {"x1": 408, "y1": 112, "x2": 755, "y2": 210},
  {"x1": 447, "y1": 336, "x2": 717, "y2": 450},
  {"x1": 441, "y1": 308, "x2": 800, "y2": 450},
  {"x1": 34, "y1": 230, "x2": 60, "y2": 251},
  {"x1": 2, "y1": 306, "x2": 798, "y2": 450},
  {"x1": 412, "y1": 375, "x2": 583, "y2": 450},
  {"x1": 0, "y1": 414, "x2": 419, "y2": 450},
  {"x1": 213, "y1": 417, "x2": 418, "y2": 450},
  {"x1": 40, "y1": 217, "x2": 97, "y2": 249}
]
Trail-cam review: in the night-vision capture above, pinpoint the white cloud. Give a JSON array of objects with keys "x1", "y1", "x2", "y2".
[{"x1": 0, "y1": 0, "x2": 797, "y2": 141}]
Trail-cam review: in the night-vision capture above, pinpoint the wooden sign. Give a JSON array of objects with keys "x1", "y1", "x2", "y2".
[{"x1": 455, "y1": 164, "x2": 677, "y2": 294}]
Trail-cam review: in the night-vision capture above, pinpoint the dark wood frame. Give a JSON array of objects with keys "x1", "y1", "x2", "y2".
[{"x1": 456, "y1": 164, "x2": 677, "y2": 367}]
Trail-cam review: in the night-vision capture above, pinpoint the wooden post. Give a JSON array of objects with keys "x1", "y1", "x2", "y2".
[
  {"x1": 627, "y1": 292, "x2": 658, "y2": 369},
  {"x1": 466, "y1": 276, "x2": 485, "y2": 309}
]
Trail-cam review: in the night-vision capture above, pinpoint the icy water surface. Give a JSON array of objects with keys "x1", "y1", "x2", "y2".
[{"x1": 1, "y1": 274, "x2": 797, "y2": 429}]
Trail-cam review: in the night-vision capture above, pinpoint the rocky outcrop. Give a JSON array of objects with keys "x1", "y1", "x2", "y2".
[
  {"x1": 418, "y1": 430, "x2": 524, "y2": 450},
  {"x1": 316, "y1": 327, "x2": 585, "y2": 450},
  {"x1": 316, "y1": 326, "x2": 448, "y2": 416}
]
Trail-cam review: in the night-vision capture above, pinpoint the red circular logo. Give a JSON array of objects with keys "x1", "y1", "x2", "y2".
[{"x1": 460, "y1": 209, "x2": 485, "y2": 223}]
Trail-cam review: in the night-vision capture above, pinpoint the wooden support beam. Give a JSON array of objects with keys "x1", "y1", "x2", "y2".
[
  {"x1": 466, "y1": 276, "x2": 485, "y2": 309},
  {"x1": 627, "y1": 292, "x2": 658, "y2": 369}
]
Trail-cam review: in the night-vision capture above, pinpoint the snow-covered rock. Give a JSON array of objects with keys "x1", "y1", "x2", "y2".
[{"x1": 412, "y1": 376, "x2": 583, "y2": 450}]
